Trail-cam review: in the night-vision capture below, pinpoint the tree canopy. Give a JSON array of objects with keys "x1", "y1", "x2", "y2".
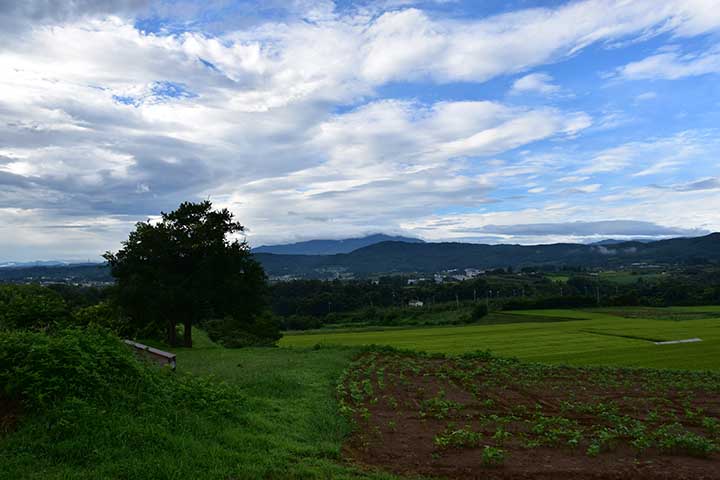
[{"x1": 104, "y1": 201, "x2": 270, "y2": 347}]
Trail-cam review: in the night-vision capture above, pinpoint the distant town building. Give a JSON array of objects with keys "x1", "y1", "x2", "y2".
[
  {"x1": 464, "y1": 268, "x2": 485, "y2": 278},
  {"x1": 408, "y1": 300, "x2": 424, "y2": 307}
]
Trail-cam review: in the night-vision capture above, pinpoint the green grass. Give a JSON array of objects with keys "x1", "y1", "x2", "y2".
[
  {"x1": 5, "y1": 307, "x2": 720, "y2": 478},
  {"x1": 0, "y1": 331, "x2": 396, "y2": 480},
  {"x1": 281, "y1": 307, "x2": 720, "y2": 370},
  {"x1": 545, "y1": 274, "x2": 569, "y2": 283}
]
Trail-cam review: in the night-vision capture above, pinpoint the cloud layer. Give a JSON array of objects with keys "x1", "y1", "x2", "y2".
[{"x1": 1, "y1": 0, "x2": 720, "y2": 259}]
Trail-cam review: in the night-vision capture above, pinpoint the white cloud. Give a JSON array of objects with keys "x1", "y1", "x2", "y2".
[
  {"x1": 510, "y1": 73, "x2": 560, "y2": 95},
  {"x1": 213, "y1": 98, "x2": 590, "y2": 245},
  {"x1": 575, "y1": 131, "x2": 717, "y2": 176},
  {"x1": 616, "y1": 48, "x2": 720, "y2": 80},
  {"x1": 635, "y1": 91, "x2": 657, "y2": 101},
  {"x1": 402, "y1": 186, "x2": 720, "y2": 244},
  {"x1": 358, "y1": 1, "x2": 720, "y2": 84},
  {"x1": 2, "y1": 0, "x2": 720, "y2": 258}
]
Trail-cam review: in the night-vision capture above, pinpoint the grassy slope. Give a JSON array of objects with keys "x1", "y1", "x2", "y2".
[
  {"x1": 281, "y1": 308, "x2": 720, "y2": 370},
  {"x1": 1, "y1": 331, "x2": 395, "y2": 480},
  {"x1": 174, "y1": 336, "x2": 394, "y2": 480}
]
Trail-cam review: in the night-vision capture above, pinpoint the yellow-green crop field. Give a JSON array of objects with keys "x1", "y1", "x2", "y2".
[{"x1": 281, "y1": 306, "x2": 720, "y2": 370}]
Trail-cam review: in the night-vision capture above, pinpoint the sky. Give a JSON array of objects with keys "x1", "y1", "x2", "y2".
[{"x1": 1, "y1": 0, "x2": 720, "y2": 261}]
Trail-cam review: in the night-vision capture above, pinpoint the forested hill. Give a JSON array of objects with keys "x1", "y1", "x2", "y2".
[
  {"x1": 251, "y1": 233, "x2": 424, "y2": 255},
  {"x1": 254, "y1": 233, "x2": 720, "y2": 277}
]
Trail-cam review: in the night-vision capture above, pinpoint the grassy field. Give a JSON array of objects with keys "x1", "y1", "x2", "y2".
[
  {"x1": 545, "y1": 274, "x2": 569, "y2": 283},
  {"x1": 282, "y1": 307, "x2": 720, "y2": 370}
]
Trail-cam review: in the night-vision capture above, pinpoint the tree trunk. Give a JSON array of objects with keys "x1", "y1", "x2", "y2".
[
  {"x1": 183, "y1": 318, "x2": 192, "y2": 348},
  {"x1": 167, "y1": 319, "x2": 177, "y2": 346}
]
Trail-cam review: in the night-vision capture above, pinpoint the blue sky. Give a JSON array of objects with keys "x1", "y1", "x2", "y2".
[{"x1": 0, "y1": 0, "x2": 719, "y2": 260}]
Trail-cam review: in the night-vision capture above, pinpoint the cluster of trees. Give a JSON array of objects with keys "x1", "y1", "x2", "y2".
[
  {"x1": 270, "y1": 273, "x2": 553, "y2": 318},
  {"x1": 1, "y1": 201, "x2": 281, "y2": 349},
  {"x1": 271, "y1": 267, "x2": 720, "y2": 330}
]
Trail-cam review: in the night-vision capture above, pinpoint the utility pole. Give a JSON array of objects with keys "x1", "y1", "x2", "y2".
[
  {"x1": 455, "y1": 293, "x2": 460, "y2": 308},
  {"x1": 473, "y1": 289, "x2": 477, "y2": 303}
]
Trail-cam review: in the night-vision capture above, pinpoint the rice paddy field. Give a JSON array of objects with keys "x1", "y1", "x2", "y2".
[{"x1": 281, "y1": 306, "x2": 720, "y2": 370}]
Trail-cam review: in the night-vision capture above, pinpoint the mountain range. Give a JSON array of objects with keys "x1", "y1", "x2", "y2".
[
  {"x1": 2, "y1": 233, "x2": 719, "y2": 283},
  {"x1": 0, "y1": 261, "x2": 72, "y2": 269},
  {"x1": 254, "y1": 233, "x2": 720, "y2": 278},
  {"x1": 251, "y1": 234, "x2": 424, "y2": 255}
]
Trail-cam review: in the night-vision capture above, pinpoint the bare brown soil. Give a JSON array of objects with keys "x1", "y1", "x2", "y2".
[{"x1": 340, "y1": 351, "x2": 720, "y2": 479}]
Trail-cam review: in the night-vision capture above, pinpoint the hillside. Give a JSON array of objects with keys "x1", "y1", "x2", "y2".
[{"x1": 254, "y1": 233, "x2": 720, "y2": 277}]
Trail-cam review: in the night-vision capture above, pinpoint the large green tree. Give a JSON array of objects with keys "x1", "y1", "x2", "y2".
[{"x1": 104, "y1": 201, "x2": 268, "y2": 347}]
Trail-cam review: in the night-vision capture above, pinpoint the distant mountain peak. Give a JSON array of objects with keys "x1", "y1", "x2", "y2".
[
  {"x1": 0, "y1": 260, "x2": 71, "y2": 269},
  {"x1": 251, "y1": 234, "x2": 424, "y2": 255}
]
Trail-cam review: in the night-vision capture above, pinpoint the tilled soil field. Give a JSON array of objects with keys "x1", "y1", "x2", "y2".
[{"x1": 339, "y1": 349, "x2": 720, "y2": 479}]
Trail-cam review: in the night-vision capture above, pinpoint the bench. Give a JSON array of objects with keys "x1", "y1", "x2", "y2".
[{"x1": 124, "y1": 340, "x2": 177, "y2": 370}]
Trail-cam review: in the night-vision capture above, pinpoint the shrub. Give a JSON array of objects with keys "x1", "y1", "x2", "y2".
[
  {"x1": 281, "y1": 314, "x2": 323, "y2": 331},
  {"x1": 205, "y1": 312, "x2": 282, "y2": 348},
  {"x1": 0, "y1": 328, "x2": 147, "y2": 408},
  {"x1": 0, "y1": 327, "x2": 244, "y2": 414},
  {"x1": 471, "y1": 303, "x2": 488, "y2": 321},
  {"x1": 0, "y1": 285, "x2": 70, "y2": 330},
  {"x1": 72, "y1": 302, "x2": 131, "y2": 336}
]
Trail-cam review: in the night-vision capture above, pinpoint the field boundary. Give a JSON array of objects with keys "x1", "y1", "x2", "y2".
[{"x1": 578, "y1": 328, "x2": 665, "y2": 343}]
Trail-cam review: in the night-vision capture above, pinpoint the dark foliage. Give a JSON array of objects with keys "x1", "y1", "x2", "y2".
[
  {"x1": 0, "y1": 328, "x2": 146, "y2": 409},
  {"x1": 471, "y1": 303, "x2": 488, "y2": 320},
  {"x1": 0, "y1": 284, "x2": 70, "y2": 330},
  {"x1": 204, "y1": 312, "x2": 282, "y2": 348},
  {"x1": 104, "y1": 201, "x2": 272, "y2": 347}
]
